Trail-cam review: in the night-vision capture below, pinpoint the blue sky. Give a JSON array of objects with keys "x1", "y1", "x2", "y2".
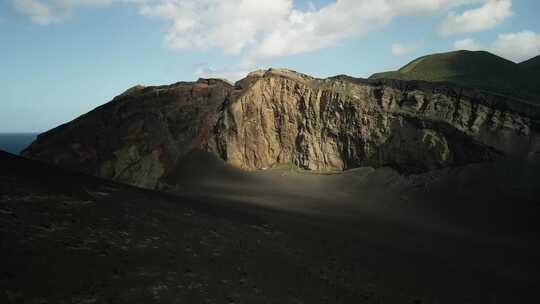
[{"x1": 1, "y1": 0, "x2": 539, "y2": 133}]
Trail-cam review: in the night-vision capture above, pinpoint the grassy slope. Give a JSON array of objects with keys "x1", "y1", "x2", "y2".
[{"x1": 370, "y1": 50, "x2": 540, "y2": 104}]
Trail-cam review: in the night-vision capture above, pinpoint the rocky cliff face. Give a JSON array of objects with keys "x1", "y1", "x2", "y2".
[{"x1": 23, "y1": 68, "x2": 540, "y2": 189}]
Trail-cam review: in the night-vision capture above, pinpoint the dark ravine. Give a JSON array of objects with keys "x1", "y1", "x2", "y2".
[{"x1": 23, "y1": 68, "x2": 540, "y2": 189}]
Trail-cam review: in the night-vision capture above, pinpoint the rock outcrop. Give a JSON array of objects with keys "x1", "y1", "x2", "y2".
[
  {"x1": 23, "y1": 68, "x2": 540, "y2": 189},
  {"x1": 23, "y1": 79, "x2": 233, "y2": 188}
]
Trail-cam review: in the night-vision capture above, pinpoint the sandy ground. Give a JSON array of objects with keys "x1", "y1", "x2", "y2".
[{"x1": 1, "y1": 150, "x2": 540, "y2": 303}]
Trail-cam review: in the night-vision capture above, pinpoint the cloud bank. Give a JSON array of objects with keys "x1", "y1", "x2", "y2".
[
  {"x1": 13, "y1": 0, "x2": 526, "y2": 79},
  {"x1": 454, "y1": 31, "x2": 540, "y2": 62},
  {"x1": 439, "y1": 0, "x2": 512, "y2": 35},
  {"x1": 138, "y1": 0, "x2": 488, "y2": 78},
  {"x1": 15, "y1": 1, "x2": 488, "y2": 55},
  {"x1": 139, "y1": 1, "x2": 487, "y2": 61}
]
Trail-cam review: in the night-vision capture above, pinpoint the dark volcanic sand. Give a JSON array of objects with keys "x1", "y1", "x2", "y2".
[{"x1": 1, "y1": 150, "x2": 539, "y2": 303}]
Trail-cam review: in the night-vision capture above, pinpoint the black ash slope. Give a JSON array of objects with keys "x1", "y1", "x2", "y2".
[{"x1": 1, "y1": 150, "x2": 540, "y2": 303}]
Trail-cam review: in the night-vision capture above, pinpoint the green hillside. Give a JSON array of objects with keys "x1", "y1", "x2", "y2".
[{"x1": 370, "y1": 50, "x2": 540, "y2": 104}]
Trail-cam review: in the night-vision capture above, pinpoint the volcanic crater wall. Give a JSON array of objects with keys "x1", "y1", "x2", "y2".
[
  {"x1": 212, "y1": 70, "x2": 540, "y2": 172},
  {"x1": 23, "y1": 68, "x2": 540, "y2": 189}
]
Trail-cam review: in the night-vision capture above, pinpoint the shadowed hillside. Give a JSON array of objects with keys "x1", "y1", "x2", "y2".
[{"x1": 520, "y1": 55, "x2": 540, "y2": 71}]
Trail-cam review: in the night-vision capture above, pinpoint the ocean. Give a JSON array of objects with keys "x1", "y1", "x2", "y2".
[{"x1": 0, "y1": 133, "x2": 38, "y2": 155}]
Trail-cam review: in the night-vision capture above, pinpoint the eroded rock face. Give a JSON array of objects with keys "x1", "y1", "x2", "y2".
[
  {"x1": 212, "y1": 70, "x2": 540, "y2": 172},
  {"x1": 23, "y1": 68, "x2": 540, "y2": 188}
]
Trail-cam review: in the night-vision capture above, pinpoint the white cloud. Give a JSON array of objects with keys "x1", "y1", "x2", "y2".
[
  {"x1": 453, "y1": 38, "x2": 482, "y2": 50},
  {"x1": 453, "y1": 31, "x2": 540, "y2": 62},
  {"x1": 14, "y1": 1, "x2": 486, "y2": 53},
  {"x1": 13, "y1": 0, "x2": 509, "y2": 80},
  {"x1": 439, "y1": 0, "x2": 512, "y2": 36},
  {"x1": 140, "y1": 0, "x2": 293, "y2": 55},
  {"x1": 492, "y1": 31, "x2": 540, "y2": 62},
  {"x1": 391, "y1": 43, "x2": 421, "y2": 56},
  {"x1": 12, "y1": 0, "x2": 113, "y2": 25},
  {"x1": 248, "y1": 1, "x2": 488, "y2": 61},
  {"x1": 248, "y1": 1, "x2": 392, "y2": 60},
  {"x1": 139, "y1": 1, "x2": 483, "y2": 60}
]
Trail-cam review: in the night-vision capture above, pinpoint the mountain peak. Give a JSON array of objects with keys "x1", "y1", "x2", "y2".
[{"x1": 236, "y1": 68, "x2": 316, "y2": 88}]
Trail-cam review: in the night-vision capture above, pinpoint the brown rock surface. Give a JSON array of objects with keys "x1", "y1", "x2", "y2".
[{"x1": 23, "y1": 68, "x2": 540, "y2": 189}]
